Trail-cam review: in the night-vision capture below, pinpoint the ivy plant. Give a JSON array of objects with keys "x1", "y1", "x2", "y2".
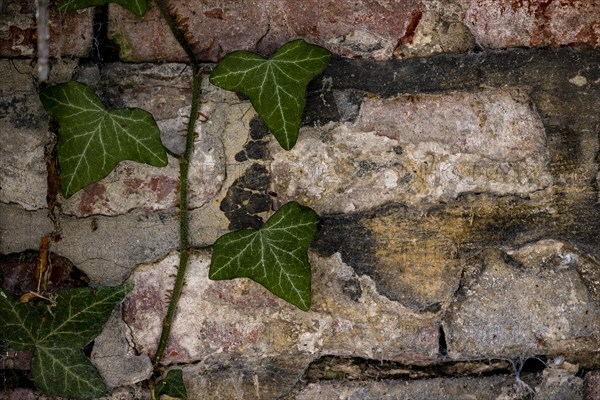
[
  {"x1": 153, "y1": 369, "x2": 187, "y2": 400},
  {"x1": 40, "y1": 81, "x2": 168, "y2": 198},
  {"x1": 0, "y1": 0, "x2": 332, "y2": 398},
  {"x1": 210, "y1": 201, "x2": 320, "y2": 311},
  {"x1": 210, "y1": 39, "x2": 332, "y2": 150},
  {"x1": 0, "y1": 285, "x2": 131, "y2": 399}
]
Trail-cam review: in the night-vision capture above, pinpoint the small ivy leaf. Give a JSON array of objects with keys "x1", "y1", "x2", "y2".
[
  {"x1": 209, "y1": 39, "x2": 331, "y2": 150},
  {"x1": 154, "y1": 369, "x2": 187, "y2": 400},
  {"x1": 40, "y1": 81, "x2": 168, "y2": 198},
  {"x1": 209, "y1": 201, "x2": 320, "y2": 311},
  {"x1": 57, "y1": 0, "x2": 148, "y2": 17},
  {"x1": 0, "y1": 285, "x2": 132, "y2": 399},
  {"x1": 32, "y1": 345, "x2": 107, "y2": 399}
]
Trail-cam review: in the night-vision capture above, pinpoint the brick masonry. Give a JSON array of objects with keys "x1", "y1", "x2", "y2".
[{"x1": 1, "y1": 1, "x2": 600, "y2": 399}]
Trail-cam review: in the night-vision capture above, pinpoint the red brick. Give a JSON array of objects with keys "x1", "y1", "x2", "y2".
[
  {"x1": 109, "y1": 0, "x2": 422, "y2": 62},
  {"x1": 0, "y1": 0, "x2": 93, "y2": 58},
  {"x1": 463, "y1": 0, "x2": 600, "y2": 49}
]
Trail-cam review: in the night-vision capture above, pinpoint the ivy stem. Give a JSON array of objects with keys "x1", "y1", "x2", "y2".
[{"x1": 153, "y1": 0, "x2": 201, "y2": 369}]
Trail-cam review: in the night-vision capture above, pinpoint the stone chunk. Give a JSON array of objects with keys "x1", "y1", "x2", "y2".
[
  {"x1": 463, "y1": 0, "x2": 600, "y2": 49},
  {"x1": 270, "y1": 88, "x2": 551, "y2": 214},
  {"x1": 1, "y1": 61, "x2": 241, "y2": 217},
  {"x1": 394, "y1": 0, "x2": 475, "y2": 58},
  {"x1": 357, "y1": 89, "x2": 546, "y2": 162},
  {"x1": 444, "y1": 240, "x2": 600, "y2": 365},
  {"x1": 92, "y1": 311, "x2": 153, "y2": 389},
  {"x1": 121, "y1": 250, "x2": 440, "y2": 395},
  {"x1": 536, "y1": 359, "x2": 584, "y2": 400},
  {"x1": 0, "y1": 0, "x2": 93, "y2": 57}
]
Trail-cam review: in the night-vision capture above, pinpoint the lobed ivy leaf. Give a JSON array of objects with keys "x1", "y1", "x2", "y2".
[
  {"x1": 58, "y1": 0, "x2": 148, "y2": 17},
  {"x1": 154, "y1": 369, "x2": 187, "y2": 400},
  {"x1": 209, "y1": 201, "x2": 320, "y2": 311},
  {"x1": 209, "y1": 39, "x2": 331, "y2": 150},
  {"x1": 0, "y1": 285, "x2": 132, "y2": 399},
  {"x1": 32, "y1": 345, "x2": 106, "y2": 399},
  {"x1": 40, "y1": 81, "x2": 168, "y2": 198}
]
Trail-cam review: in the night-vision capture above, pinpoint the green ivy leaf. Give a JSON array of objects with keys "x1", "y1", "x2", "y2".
[
  {"x1": 209, "y1": 39, "x2": 331, "y2": 150},
  {"x1": 36, "y1": 286, "x2": 135, "y2": 346},
  {"x1": 32, "y1": 345, "x2": 106, "y2": 399},
  {"x1": 154, "y1": 369, "x2": 187, "y2": 400},
  {"x1": 0, "y1": 285, "x2": 132, "y2": 399},
  {"x1": 57, "y1": 0, "x2": 148, "y2": 17},
  {"x1": 40, "y1": 81, "x2": 168, "y2": 198},
  {"x1": 0, "y1": 291, "x2": 41, "y2": 350},
  {"x1": 209, "y1": 201, "x2": 320, "y2": 311}
]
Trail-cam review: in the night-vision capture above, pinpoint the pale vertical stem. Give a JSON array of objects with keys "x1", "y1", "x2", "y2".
[{"x1": 36, "y1": 0, "x2": 50, "y2": 81}]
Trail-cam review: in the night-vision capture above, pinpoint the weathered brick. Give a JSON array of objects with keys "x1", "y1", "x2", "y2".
[
  {"x1": 0, "y1": 0, "x2": 93, "y2": 58},
  {"x1": 109, "y1": 0, "x2": 422, "y2": 62},
  {"x1": 463, "y1": 0, "x2": 600, "y2": 49},
  {"x1": 109, "y1": 0, "x2": 600, "y2": 62}
]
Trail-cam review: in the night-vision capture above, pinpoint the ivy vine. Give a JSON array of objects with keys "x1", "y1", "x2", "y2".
[{"x1": 0, "y1": 0, "x2": 331, "y2": 398}]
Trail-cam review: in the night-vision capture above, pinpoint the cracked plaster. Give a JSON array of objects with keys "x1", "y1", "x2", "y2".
[{"x1": 0, "y1": 60, "x2": 79, "y2": 210}]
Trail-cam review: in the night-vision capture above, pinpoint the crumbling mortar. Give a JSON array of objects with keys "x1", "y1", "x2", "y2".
[{"x1": 297, "y1": 354, "x2": 554, "y2": 383}]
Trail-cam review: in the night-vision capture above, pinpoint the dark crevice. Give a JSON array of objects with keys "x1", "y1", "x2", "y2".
[
  {"x1": 90, "y1": 5, "x2": 120, "y2": 63},
  {"x1": 0, "y1": 250, "x2": 89, "y2": 295},
  {"x1": 0, "y1": 369, "x2": 36, "y2": 392},
  {"x1": 518, "y1": 356, "x2": 548, "y2": 374},
  {"x1": 303, "y1": 355, "x2": 549, "y2": 382},
  {"x1": 438, "y1": 325, "x2": 448, "y2": 357},
  {"x1": 45, "y1": 118, "x2": 62, "y2": 237},
  {"x1": 82, "y1": 341, "x2": 94, "y2": 358}
]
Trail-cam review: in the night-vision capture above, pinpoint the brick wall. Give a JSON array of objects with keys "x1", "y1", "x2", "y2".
[{"x1": 1, "y1": 1, "x2": 599, "y2": 399}]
